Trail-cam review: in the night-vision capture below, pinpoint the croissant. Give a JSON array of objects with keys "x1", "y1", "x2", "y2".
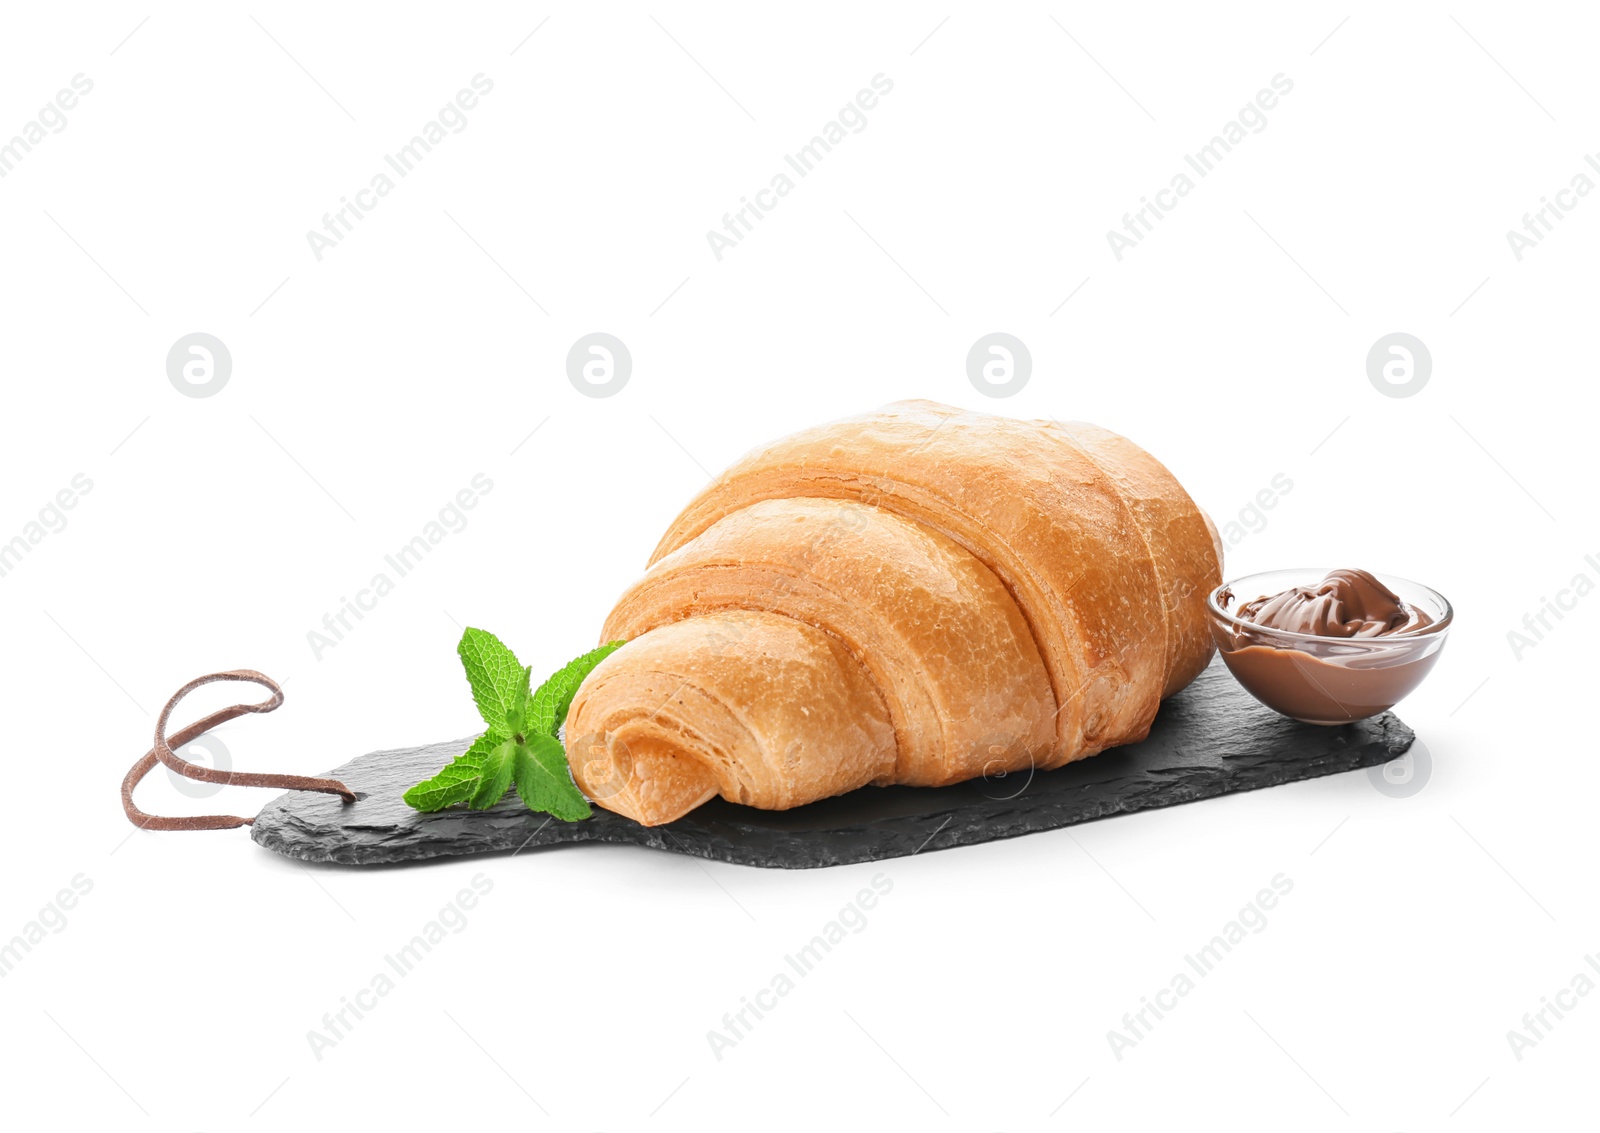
[{"x1": 565, "y1": 401, "x2": 1222, "y2": 826}]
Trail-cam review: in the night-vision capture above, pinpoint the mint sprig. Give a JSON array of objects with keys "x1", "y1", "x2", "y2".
[{"x1": 403, "y1": 629, "x2": 624, "y2": 819}]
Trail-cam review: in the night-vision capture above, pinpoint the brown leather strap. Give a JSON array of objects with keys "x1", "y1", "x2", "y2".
[{"x1": 121, "y1": 670, "x2": 355, "y2": 831}]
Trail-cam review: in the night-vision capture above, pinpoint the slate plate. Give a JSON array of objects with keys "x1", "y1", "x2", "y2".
[{"x1": 251, "y1": 657, "x2": 1414, "y2": 869}]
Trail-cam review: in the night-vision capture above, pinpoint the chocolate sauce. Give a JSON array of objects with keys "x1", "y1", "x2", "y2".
[{"x1": 1234, "y1": 569, "x2": 1432, "y2": 638}]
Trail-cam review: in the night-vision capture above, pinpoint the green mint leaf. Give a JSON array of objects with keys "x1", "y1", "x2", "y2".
[
  {"x1": 468, "y1": 737, "x2": 518, "y2": 809},
  {"x1": 528, "y1": 641, "x2": 625, "y2": 737},
  {"x1": 402, "y1": 732, "x2": 500, "y2": 812},
  {"x1": 514, "y1": 734, "x2": 592, "y2": 821},
  {"x1": 457, "y1": 627, "x2": 526, "y2": 732},
  {"x1": 403, "y1": 636, "x2": 627, "y2": 820},
  {"x1": 507, "y1": 664, "x2": 533, "y2": 736}
]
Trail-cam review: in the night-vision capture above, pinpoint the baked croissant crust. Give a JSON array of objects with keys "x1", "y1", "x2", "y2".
[{"x1": 565, "y1": 401, "x2": 1222, "y2": 826}]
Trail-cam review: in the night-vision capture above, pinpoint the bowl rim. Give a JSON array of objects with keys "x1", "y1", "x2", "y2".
[{"x1": 1207, "y1": 567, "x2": 1454, "y2": 645}]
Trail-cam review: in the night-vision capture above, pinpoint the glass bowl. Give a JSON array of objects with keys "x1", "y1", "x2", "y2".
[{"x1": 1206, "y1": 568, "x2": 1452, "y2": 725}]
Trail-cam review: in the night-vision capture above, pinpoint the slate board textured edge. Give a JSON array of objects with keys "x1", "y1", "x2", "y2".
[{"x1": 250, "y1": 659, "x2": 1416, "y2": 870}]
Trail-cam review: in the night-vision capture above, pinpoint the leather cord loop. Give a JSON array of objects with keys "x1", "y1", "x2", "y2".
[{"x1": 121, "y1": 670, "x2": 355, "y2": 831}]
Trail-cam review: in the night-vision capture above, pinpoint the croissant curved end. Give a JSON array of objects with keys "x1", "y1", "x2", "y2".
[{"x1": 568, "y1": 730, "x2": 717, "y2": 827}]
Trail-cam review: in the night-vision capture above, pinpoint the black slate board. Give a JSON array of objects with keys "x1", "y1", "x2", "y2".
[{"x1": 251, "y1": 657, "x2": 1414, "y2": 869}]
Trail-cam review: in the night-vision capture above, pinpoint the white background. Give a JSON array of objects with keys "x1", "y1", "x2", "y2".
[{"x1": 1, "y1": 2, "x2": 1595, "y2": 1129}]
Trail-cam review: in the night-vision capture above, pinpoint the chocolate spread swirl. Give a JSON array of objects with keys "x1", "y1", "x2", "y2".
[{"x1": 1234, "y1": 569, "x2": 1433, "y2": 638}]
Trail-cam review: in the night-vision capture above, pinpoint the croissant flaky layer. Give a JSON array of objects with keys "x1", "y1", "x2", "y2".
[{"x1": 566, "y1": 401, "x2": 1222, "y2": 826}]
